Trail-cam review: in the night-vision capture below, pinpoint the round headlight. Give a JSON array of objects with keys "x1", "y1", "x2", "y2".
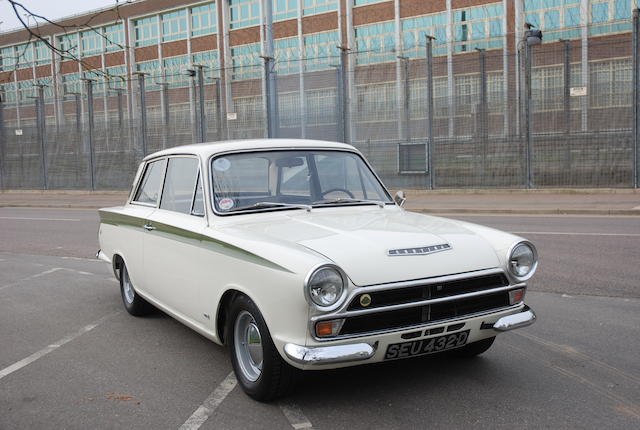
[
  {"x1": 508, "y1": 242, "x2": 538, "y2": 280},
  {"x1": 306, "y1": 266, "x2": 345, "y2": 308}
]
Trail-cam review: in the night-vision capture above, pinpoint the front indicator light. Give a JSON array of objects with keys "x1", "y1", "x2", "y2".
[
  {"x1": 509, "y1": 288, "x2": 526, "y2": 304},
  {"x1": 315, "y1": 319, "x2": 345, "y2": 338}
]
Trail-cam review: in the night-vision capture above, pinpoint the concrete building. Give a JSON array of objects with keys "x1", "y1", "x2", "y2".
[{"x1": 0, "y1": 0, "x2": 635, "y2": 142}]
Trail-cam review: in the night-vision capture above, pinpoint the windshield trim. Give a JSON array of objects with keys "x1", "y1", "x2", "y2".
[{"x1": 208, "y1": 147, "x2": 393, "y2": 217}]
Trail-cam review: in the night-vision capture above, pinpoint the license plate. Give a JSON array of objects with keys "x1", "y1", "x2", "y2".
[{"x1": 384, "y1": 330, "x2": 470, "y2": 360}]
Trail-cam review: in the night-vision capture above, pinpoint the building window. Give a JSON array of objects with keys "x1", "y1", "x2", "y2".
[
  {"x1": 305, "y1": 88, "x2": 336, "y2": 125},
  {"x1": 453, "y1": 3, "x2": 503, "y2": 52},
  {"x1": 354, "y1": 0, "x2": 388, "y2": 6},
  {"x1": 136, "y1": 60, "x2": 161, "y2": 89},
  {"x1": 274, "y1": 0, "x2": 298, "y2": 21},
  {"x1": 15, "y1": 43, "x2": 34, "y2": 68},
  {"x1": 525, "y1": 0, "x2": 582, "y2": 40},
  {"x1": 106, "y1": 65, "x2": 127, "y2": 90},
  {"x1": 58, "y1": 34, "x2": 79, "y2": 59},
  {"x1": 191, "y1": 3, "x2": 217, "y2": 37},
  {"x1": 34, "y1": 40, "x2": 51, "y2": 65},
  {"x1": 589, "y1": 0, "x2": 632, "y2": 36},
  {"x1": 81, "y1": 29, "x2": 102, "y2": 56},
  {"x1": 274, "y1": 37, "x2": 301, "y2": 74},
  {"x1": 590, "y1": 59, "x2": 631, "y2": 107},
  {"x1": 354, "y1": 21, "x2": 396, "y2": 65},
  {"x1": 231, "y1": 43, "x2": 261, "y2": 80},
  {"x1": 229, "y1": 0, "x2": 261, "y2": 29},
  {"x1": 0, "y1": 47, "x2": 16, "y2": 71},
  {"x1": 61, "y1": 73, "x2": 81, "y2": 95},
  {"x1": 134, "y1": 16, "x2": 159, "y2": 47},
  {"x1": 193, "y1": 50, "x2": 221, "y2": 78},
  {"x1": 162, "y1": 10, "x2": 188, "y2": 42},
  {"x1": 402, "y1": 13, "x2": 448, "y2": 59},
  {"x1": 104, "y1": 23, "x2": 125, "y2": 52},
  {"x1": 355, "y1": 82, "x2": 397, "y2": 122},
  {"x1": 0, "y1": 82, "x2": 17, "y2": 105},
  {"x1": 304, "y1": 31, "x2": 340, "y2": 71},
  {"x1": 18, "y1": 80, "x2": 35, "y2": 102},
  {"x1": 163, "y1": 55, "x2": 190, "y2": 87},
  {"x1": 303, "y1": 0, "x2": 338, "y2": 16}
]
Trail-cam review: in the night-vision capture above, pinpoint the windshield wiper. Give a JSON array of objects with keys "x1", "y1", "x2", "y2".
[
  {"x1": 312, "y1": 198, "x2": 386, "y2": 208},
  {"x1": 229, "y1": 201, "x2": 312, "y2": 212}
]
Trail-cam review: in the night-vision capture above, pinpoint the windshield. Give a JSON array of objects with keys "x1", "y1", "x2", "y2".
[{"x1": 211, "y1": 150, "x2": 392, "y2": 214}]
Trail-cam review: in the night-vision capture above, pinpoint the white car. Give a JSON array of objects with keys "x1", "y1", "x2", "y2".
[{"x1": 97, "y1": 139, "x2": 537, "y2": 401}]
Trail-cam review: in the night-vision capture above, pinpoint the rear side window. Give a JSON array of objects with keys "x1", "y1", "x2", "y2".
[
  {"x1": 133, "y1": 159, "x2": 167, "y2": 205},
  {"x1": 160, "y1": 157, "x2": 200, "y2": 214}
]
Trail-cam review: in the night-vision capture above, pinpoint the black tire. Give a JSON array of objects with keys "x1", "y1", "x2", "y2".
[
  {"x1": 450, "y1": 336, "x2": 495, "y2": 358},
  {"x1": 227, "y1": 294, "x2": 297, "y2": 401},
  {"x1": 119, "y1": 263, "x2": 153, "y2": 316}
]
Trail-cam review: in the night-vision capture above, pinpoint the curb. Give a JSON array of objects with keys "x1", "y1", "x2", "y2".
[{"x1": 411, "y1": 208, "x2": 640, "y2": 216}]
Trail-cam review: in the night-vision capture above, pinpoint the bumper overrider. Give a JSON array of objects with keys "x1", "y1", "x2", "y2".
[{"x1": 284, "y1": 305, "x2": 535, "y2": 366}]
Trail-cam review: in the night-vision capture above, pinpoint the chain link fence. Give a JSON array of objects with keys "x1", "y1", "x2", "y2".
[{"x1": 1, "y1": 21, "x2": 640, "y2": 190}]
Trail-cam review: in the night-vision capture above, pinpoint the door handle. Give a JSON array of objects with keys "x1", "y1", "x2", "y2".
[{"x1": 143, "y1": 223, "x2": 156, "y2": 231}]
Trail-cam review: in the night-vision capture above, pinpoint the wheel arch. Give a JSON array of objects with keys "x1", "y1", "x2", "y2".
[{"x1": 215, "y1": 288, "x2": 262, "y2": 345}]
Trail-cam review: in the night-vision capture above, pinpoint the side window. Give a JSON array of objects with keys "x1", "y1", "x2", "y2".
[
  {"x1": 133, "y1": 159, "x2": 167, "y2": 205},
  {"x1": 160, "y1": 157, "x2": 199, "y2": 214},
  {"x1": 191, "y1": 172, "x2": 205, "y2": 216}
]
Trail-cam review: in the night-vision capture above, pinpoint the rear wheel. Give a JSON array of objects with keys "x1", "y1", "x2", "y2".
[
  {"x1": 119, "y1": 263, "x2": 153, "y2": 316},
  {"x1": 228, "y1": 295, "x2": 297, "y2": 401},
  {"x1": 450, "y1": 336, "x2": 495, "y2": 358}
]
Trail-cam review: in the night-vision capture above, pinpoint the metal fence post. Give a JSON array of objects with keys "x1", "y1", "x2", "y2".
[
  {"x1": 36, "y1": 85, "x2": 48, "y2": 190},
  {"x1": 563, "y1": 39, "x2": 572, "y2": 172},
  {"x1": 477, "y1": 48, "x2": 488, "y2": 184},
  {"x1": 196, "y1": 65, "x2": 206, "y2": 143},
  {"x1": 136, "y1": 73, "x2": 148, "y2": 157},
  {"x1": 263, "y1": 0, "x2": 278, "y2": 138},
  {"x1": 160, "y1": 82, "x2": 170, "y2": 149},
  {"x1": 633, "y1": 9, "x2": 639, "y2": 188},
  {"x1": 398, "y1": 56, "x2": 410, "y2": 141},
  {"x1": 425, "y1": 35, "x2": 435, "y2": 189},
  {"x1": 0, "y1": 94, "x2": 5, "y2": 191},
  {"x1": 334, "y1": 65, "x2": 345, "y2": 143},
  {"x1": 84, "y1": 79, "x2": 96, "y2": 190},
  {"x1": 214, "y1": 77, "x2": 225, "y2": 141},
  {"x1": 524, "y1": 42, "x2": 533, "y2": 189},
  {"x1": 339, "y1": 46, "x2": 350, "y2": 143},
  {"x1": 116, "y1": 89, "x2": 124, "y2": 129}
]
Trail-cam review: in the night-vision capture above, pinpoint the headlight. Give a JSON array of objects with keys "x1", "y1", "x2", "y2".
[
  {"x1": 305, "y1": 265, "x2": 346, "y2": 309},
  {"x1": 508, "y1": 241, "x2": 538, "y2": 280}
]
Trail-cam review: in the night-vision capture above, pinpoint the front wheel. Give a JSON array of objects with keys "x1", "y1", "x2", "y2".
[{"x1": 228, "y1": 295, "x2": 297, "y2": 401}]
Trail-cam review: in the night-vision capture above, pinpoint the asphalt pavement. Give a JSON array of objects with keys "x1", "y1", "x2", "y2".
[{"x1": 0, "y1": 207, "x2": 638, "y2": 429}]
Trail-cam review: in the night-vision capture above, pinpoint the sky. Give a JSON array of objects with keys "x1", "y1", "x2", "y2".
[{"x1": 0, "y1": 0, "x2": 123, "y2": 33}]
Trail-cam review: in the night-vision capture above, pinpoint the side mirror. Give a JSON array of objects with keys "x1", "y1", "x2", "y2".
[{"x1": 394, "y1": 190, "x2": 406, "y2": 207}]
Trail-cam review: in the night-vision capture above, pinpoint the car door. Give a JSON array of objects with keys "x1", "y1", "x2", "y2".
[
  {"x1": 123, "y1": 157, "x2": 168, "y2": 294},
  {"x1": 143, "y1": 155, "x2": 208, "y2": 324}
]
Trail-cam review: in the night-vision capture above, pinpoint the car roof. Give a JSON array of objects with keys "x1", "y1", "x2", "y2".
[{"x1": 143, "y1": 139, "x2": 358, "y2": 161}]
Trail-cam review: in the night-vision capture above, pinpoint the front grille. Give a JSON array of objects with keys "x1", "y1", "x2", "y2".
[
  {"x1": 340, "y1": 292, "x2": 510, "y2": 336},
  {"x1": 334, "y1": 272, "x2": 512, "y2": 337},
  {"x1": 348, "y1": 273, "x2": 508, "y2": 311}
]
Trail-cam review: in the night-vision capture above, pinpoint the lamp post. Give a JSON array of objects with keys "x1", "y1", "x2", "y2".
[{"x1": 520, "y1": 26, "x2": 543, "y2": 189}]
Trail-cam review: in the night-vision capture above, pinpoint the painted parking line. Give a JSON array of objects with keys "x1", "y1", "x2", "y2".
[
  {"x1": 512, "y1": 231, "x2": 640, "y2": 237},
  {"x1": 0, "y1": 267, "x2": 95, "y2": 292},
  {"x1": 0, "y1": 311, "x2": 120, "y2": 380},
  {"x1": 178, "y1": 372, "x2": 237, "y2": 430},
  {"x1": 280, "y1": 402, "x2": 315, "y2": 430},
  {"x1": 0, "y1": 217, "x2": 81, "y2": 221}
]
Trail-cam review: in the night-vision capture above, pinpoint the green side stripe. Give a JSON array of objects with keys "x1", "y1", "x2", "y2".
[{"x1": 99, "y1": 210, "x2": 293, "y2": 273}]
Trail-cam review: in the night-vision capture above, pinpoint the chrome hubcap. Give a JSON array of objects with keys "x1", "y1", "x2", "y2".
[
  {"x1": 122, "y1": 266, "x2": 135, "y2": 304},
  {"x1": 234, "y1": 310, "x2": 263, "y2": 382}
]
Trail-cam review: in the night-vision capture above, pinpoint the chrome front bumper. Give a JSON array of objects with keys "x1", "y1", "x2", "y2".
[
  {"x1": 492, "y1": 305, "x2": 536, "y2": 331},
  {"x1": 285, "y1": 305, "x2": 536, "y2": 366},
  {"x1": 284, "y1": 342, "x2": 378, "y2": 365}
]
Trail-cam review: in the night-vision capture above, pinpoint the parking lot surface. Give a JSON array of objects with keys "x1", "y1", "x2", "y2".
[{"x1": 0, "y1": 207, "x2": 638, "y2": 429}]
